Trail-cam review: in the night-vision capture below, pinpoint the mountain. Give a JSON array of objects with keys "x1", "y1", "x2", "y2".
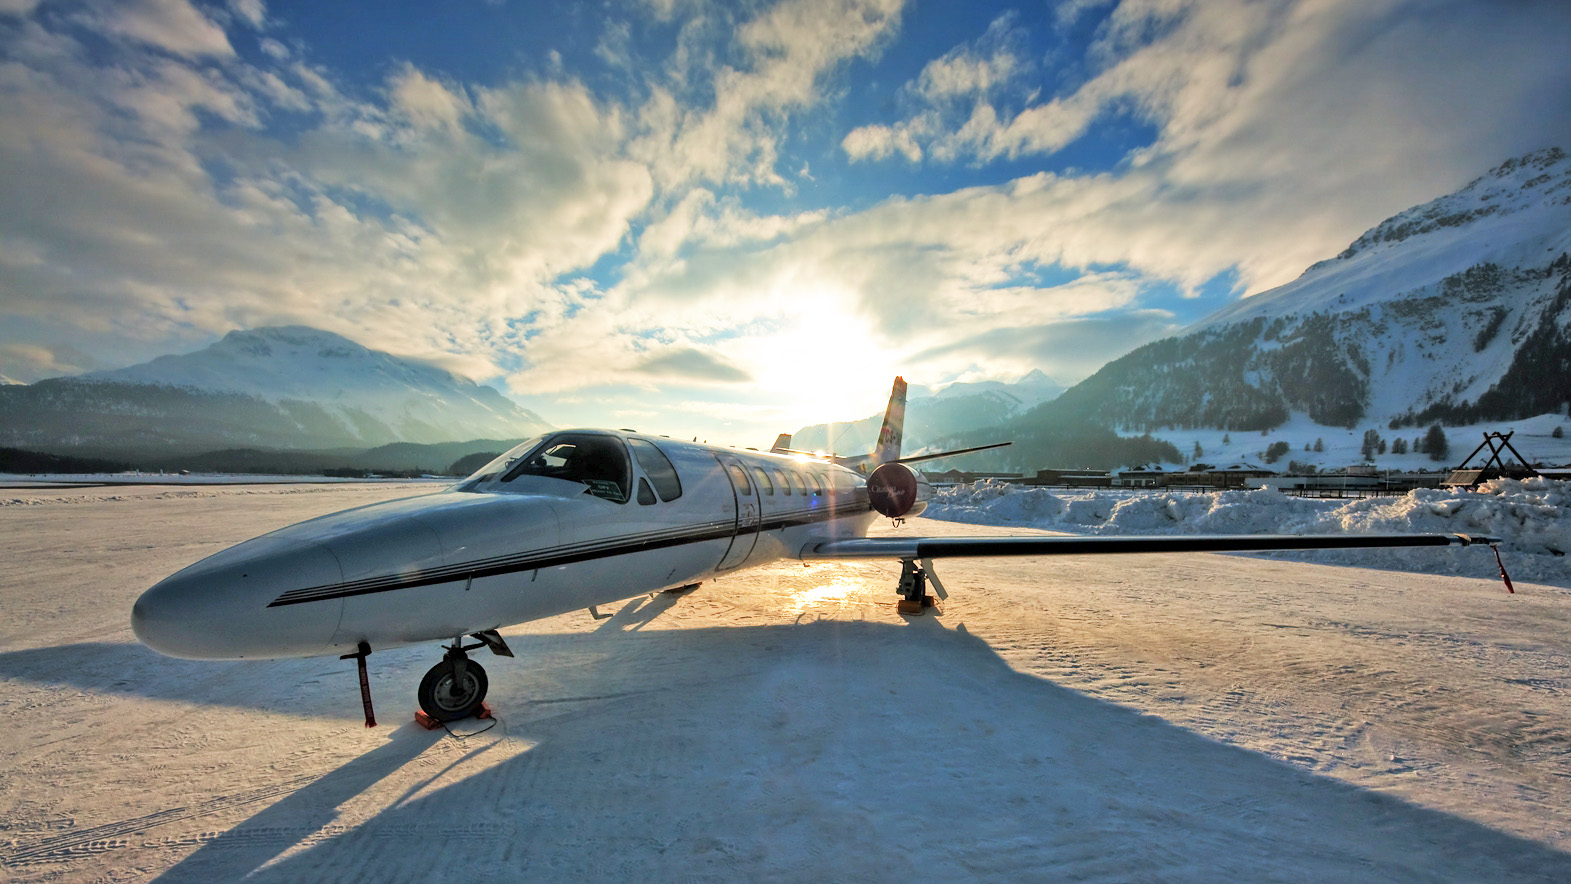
[
  {"x1": 0, "y1": 326, "x2": 551, "y2": 457},
  {"x1": 791, "y1": 370, "x2": 1065, "y2": 456},
  {"x1": 1025, "y1": 147, "x2": 1571, "y2": 435}
]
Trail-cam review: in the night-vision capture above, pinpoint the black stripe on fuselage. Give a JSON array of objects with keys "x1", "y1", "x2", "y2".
[
  {"x1": 266, "y1": 497, "x2": 872, "y2": 607},
  {"x1": 269, "y1": 518, "x2": 738, "y2": 605}
]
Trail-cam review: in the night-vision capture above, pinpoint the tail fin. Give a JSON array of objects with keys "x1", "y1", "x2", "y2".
[
  {"x1": 770, "y1": 433, "x2": 793, "y2": 454},
  {"x1": 870, "y1": 376, "x2": 907, "y2": 467}
]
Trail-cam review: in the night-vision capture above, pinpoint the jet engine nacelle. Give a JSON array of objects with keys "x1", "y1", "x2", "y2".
[{"x1": 866, "y1": 461, "x2": 931, "y2": 519}]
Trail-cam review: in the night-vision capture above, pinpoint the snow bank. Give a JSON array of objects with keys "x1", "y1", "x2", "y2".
[{"x1": 927, "y1": 478, "x2": 1571, "y2": 588}]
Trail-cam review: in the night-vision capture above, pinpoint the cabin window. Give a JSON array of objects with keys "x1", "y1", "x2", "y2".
[
  {"x1": 727, "y1": 464, "x2": 753, "y2": 495},
  {"x1": 809, "y1": 473, "x2": 825, "y2": 495},
  {"x1": 637, "y1": 478, "x2": 657, "y2": 505},
  {"x1": 751, "y1": 467, "x2": 774, "y2": 494},
  {"x1": 628, "y1": 438, "x2": 683, "y2": 502},
  {"x1": 772, "y1": 468, "x2": 791, "y2": 494},
  {"x1": 789, "y1": 471, "x2": 808, "y2": 495},
  {"x1": 500, "y1": 432, "x2": 631, "y2": 503}
]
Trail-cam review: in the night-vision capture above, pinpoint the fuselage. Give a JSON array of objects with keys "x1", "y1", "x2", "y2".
[{"x1": 131, "y1": 430, "x2": 884, "y2": 660}]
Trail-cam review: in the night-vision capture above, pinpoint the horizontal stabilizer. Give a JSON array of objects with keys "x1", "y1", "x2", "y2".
[{"x1": 895, "y1": 441, "x2": 1012, "y2": 465}]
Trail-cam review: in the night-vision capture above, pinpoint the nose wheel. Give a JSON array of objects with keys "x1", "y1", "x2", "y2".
[{"x1": 417, "y1": 643, "x2": 490, "y2": 722}]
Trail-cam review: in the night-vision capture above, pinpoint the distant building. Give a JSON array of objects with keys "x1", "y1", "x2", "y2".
[
  {"x1": 1023, "y1": 468, "x2": 1112, "y2": 487},
  {"x1": 1115, "y1": 466, "x2": 1168, "y2": 487},
  {"x1": 923, "y1": 469, "x2": 1025, "y2": 485},
  {"x1": 1205, "y1": 463, "x2": 1276, "y2": 488}
]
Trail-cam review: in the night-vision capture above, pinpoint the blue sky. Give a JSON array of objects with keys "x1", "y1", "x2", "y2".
[{"x1": 1, "y1": 0, "x2": 1569, "y2": 444}]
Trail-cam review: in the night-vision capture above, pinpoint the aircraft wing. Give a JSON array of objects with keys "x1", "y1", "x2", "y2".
[{"x1": 801, "y1": 532, "x2": 1502, "y2": 560}]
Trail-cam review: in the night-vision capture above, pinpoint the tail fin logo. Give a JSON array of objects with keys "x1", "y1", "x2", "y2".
[{"x1": 871, "y1": 376, "x2": 907, "y2": 467}]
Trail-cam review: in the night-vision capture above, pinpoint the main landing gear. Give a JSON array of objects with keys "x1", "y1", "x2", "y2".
[
  {"x1": 895, "y1": 558, "x2": 948, "y2": 615},
  {"x1": 416, "y1": 630, "x2": 514, "y2": 723}
]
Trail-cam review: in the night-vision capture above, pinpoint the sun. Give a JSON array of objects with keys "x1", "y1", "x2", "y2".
[{"x1": 732, "y1": 288, "x2": 903, "y2": 434}]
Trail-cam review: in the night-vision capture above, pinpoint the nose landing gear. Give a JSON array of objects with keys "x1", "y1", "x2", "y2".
[{"x1": 416, "y1": 630, "x2": 512, "y2": 723}]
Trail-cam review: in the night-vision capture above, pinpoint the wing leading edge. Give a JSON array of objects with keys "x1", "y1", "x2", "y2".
[{"x1": 802, "y1": 533, "x2": 1503, "y2": 561}]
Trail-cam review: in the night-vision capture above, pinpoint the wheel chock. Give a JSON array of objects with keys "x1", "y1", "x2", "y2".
[
  {"x1": 896, "y1": 594, "x2": 938, "y2": 615},
  {"x1": 414, "y1": 701, "x2": 493, "y2": 730}
]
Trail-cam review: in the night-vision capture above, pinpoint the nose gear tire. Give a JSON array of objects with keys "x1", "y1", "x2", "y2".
[{"x1": 417, "y1": 659, "x2": 489, "y2": 722}]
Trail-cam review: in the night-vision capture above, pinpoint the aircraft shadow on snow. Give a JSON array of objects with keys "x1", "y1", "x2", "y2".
[
  {"x1": 48, "y1": 617, "x2": 1562, "y2": 884},
  {"x1": 0, "y1": 640, "x2": 417, "y2": 722}
]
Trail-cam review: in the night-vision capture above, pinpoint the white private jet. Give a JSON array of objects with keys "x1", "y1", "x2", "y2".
[{"x1": 133, "y1": 378, "x2": 1509, "y2": 726}]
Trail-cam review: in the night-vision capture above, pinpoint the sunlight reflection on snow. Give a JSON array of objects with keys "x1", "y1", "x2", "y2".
[{"x1": 788, "y1": 580, "x2": 859, "y2": 614}]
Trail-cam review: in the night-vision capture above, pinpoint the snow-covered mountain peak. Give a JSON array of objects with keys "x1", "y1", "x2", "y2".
[
  {"x1": 88, "y1": 325, "x2": 470, "y2": 401},
  {"x1": 1027, "y1": 149, "x2": 1571, "y2": 442},
  {"x1": 1198, "y1": 147, "x2": 1571, "y2": 331},
  {"x1": 74, "y1": 325, "x2": 551, "y2": 446},
  {"x1": 1334, "y1": 146, "x2": 1570, "y2": 263}
]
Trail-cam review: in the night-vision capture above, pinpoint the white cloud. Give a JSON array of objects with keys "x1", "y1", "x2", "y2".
[
  {"x1": 93, "y1": 0, "x2": 235, "y2": 58},
  {"x1": 258, "y1": 37, "x2": 288, "y2": 59},
  {"x1": 1055, "y1": 0, "x2": 1115, "y2": 29},
  {"x1": 2, "y1": 0, "x2": 1569, "y2": 444},
  {"x1": 846, "y1": 0, "x2": 1571, "y2": 297},
  {"x1": 228, "y1": 0, "x2": 266, "y2": 30},
  {"x1": 842, "y1": 123, "x2": 922, "y2": 163},
  {"x1": 913, "y1": 17, "x2": 1025, "y2": 102},
  {"x1": 632, "y1": 0, "x2": 904, "y2": 190},
  {"x1": 0, "y1": 8, "x2": 656, "y2": 385},
  {"x1": 388, "y1": 64, "x2": 470, "y2": 132}
]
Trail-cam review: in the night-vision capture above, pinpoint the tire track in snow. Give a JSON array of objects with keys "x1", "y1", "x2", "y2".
[{"x1": 1, "y1": 773, "x2": 320, "y2": 866}]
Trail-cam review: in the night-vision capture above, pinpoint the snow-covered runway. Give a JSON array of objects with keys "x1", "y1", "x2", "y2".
[{"x1": 2, "y1": 484, "x2": 1569, "y2": 882}]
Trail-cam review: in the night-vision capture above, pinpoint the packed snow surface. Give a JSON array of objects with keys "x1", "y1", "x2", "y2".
[
  {"x1": 929, "y1": 478, "x2": 1571, "y2": 588},
  {"x1": 2, "y1": 484, "x2": 1570, "y2": 882}
]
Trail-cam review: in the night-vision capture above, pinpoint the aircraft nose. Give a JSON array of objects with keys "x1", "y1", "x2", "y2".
[{"x1": 132, "y1": 539, "x2": 344, "y2": 660}]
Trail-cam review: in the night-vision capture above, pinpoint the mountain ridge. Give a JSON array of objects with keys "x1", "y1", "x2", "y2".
[
  {"x1": 1025, "y1": 147, "x2": 1571, "y2": 436},
  {"x1": 0, "y1": 326, "x2": 552, "y2": 455},
  {"x1": 791, "y1": 371, "x2": 1066, "y2": 456}
]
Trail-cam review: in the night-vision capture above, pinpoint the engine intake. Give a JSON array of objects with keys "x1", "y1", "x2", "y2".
[{"x1": 866, "y1": 462, "x2": 931, "y2": 519}]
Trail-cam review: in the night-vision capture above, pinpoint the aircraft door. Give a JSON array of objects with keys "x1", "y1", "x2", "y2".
[{"x1": 716, "y1": 456, "x2": 760, "y2": 571}]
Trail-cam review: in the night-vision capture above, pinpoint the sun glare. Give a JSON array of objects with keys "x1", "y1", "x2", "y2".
[{"x1": 737, "y1": 286, "x2": 901, "y2": 429}]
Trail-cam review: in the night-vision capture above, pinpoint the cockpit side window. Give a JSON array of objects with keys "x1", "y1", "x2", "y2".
[
  {"x1": 628, "y1": 438, "x2": 683, "y2": 502},
  {"x1": 501, "y1": 433, "x2": 631, "y2": 503}
]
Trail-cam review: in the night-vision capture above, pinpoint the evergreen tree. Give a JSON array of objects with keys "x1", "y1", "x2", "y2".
[
  {"x1": 1424, "y1": 424, "x2": 1449, "y2": 461},
  {"x1": 1360, "y1": 429, "x2": 1382, "y2": 460},
  {"x1": 1223, "y1": 433, "x2": 1231, "y2": 445},
  {"x1": 1193, "y1": 441, "x2": 1203, "y2": 459},
  {"x1": 1391, "y1": 438, "x2": 1408, "y2": 454},
  {"x1": 1313, "y1": 437, "x2": 1324, "y2": 452}
]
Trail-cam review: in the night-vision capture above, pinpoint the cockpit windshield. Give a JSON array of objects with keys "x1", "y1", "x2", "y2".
[
  {"x1": 454, "y1": 432, "x2": 632, "y2": 503},
  {"x1": 454, "y1": 434, "x2": 548, "y2": 487}
]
